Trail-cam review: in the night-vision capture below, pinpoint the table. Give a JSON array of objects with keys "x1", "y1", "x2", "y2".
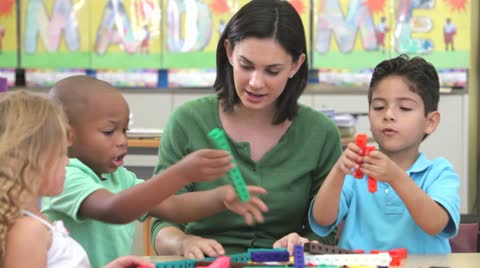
[{"x1": 143, "y1": 253, "x2": 480, "y2": 268}]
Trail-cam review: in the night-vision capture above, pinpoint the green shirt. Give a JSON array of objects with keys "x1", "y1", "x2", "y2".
[
  {"x1": 42, "y1": 158, "x2": 144, "y2": 268},
  {"x1": 151, "y1": 95, "x2": 342, "y2": 254}
]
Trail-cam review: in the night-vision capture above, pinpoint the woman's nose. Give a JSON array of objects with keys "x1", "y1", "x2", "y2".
[{"x1": 249, "y1": 71, "x2": 265, "y2": 89}]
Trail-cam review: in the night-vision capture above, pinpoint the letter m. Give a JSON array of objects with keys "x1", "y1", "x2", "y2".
[{"x1": 24, "y1": 0, "x2": 80, "y2": 53}]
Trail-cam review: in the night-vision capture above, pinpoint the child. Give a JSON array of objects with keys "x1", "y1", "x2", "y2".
[
  {"x1": 0, "y1": 91, "x2": 154, "y2": 267},
  {"x1": 42, "y1": 75, "x2": 268, "y2": 267},
  {"x1": 309, "y1": 55, "x2": 460, "y2": 254}
]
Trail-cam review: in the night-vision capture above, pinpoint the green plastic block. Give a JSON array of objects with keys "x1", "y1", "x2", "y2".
[
  {"x1": 155, "y1": 260, "x2": 195, "y2": 268},
  {"x1": 208, "y1": 128, "x2": 250, "y2": 202},
  {"x1": 248, "y1": 248, "x2": 288, "y2": 253},
  {"x1": 229, "y1": 252, "x2": 251, "y2": 263}
]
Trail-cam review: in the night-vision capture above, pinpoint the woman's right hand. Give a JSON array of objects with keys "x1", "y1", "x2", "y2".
[{"x1": 179, "y1": 235, "x2": 225, "y2": 259}]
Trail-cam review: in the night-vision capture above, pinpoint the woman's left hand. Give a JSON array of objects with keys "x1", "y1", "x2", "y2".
[
  {"x1": 272, "y1": 232, "x2": 310, "y2": 254},
  {"x1": 222, "y1": 185, "x2": 268, "y2": 225}
]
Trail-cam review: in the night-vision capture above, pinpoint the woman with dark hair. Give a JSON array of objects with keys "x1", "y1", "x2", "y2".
[{"x1": 150, "y1": 0, "x2": 342, "y2": 258}]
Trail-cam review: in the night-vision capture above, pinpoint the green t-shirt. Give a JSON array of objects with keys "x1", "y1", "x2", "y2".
[
  {"x1": 151, "y1": 94, "x2": 342, "y2": 254},
  {"x1": 42, "y1": 158, "x2": 144, "y2": 268}
]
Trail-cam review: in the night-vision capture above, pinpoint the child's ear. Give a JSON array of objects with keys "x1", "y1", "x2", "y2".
[{"x1": 425, "y1": 111, "x2": 440, "y2": 135}]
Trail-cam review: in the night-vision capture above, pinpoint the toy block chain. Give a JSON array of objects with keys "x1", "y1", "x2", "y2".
[
  {"x1": 208, "y1": 128, "x2": 250, "y2": 202},
  {"x1": 303, "y1": 252, "x2": 391, "y2": 267},
  {"x1": 293, "y1": 244, "x2": 305, "y2": 268},
  {"x1": 151, "y1": 259, "x2": 196, "y2": 268},
  {"x1": 250, "y1": 250, "x2": 290, "y2": 262},
  {"x1": 353, "y1": 134, "x2": 377, "y2": 194},
  {"x1": 365, "y1": 146, "x2": 377, "y2": 193},
  {"x1": 195, "y1": 260, "x2": 260, "y2": 268},
  {"x1": 353, "y1": 134, "x2": 367, "y2": 179},
  {"x1": 303, "y1": 242, "x2": 355, "y2": 255}
]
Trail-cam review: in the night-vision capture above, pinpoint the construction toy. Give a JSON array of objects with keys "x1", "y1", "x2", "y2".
[{"x1": 208, "y1": 128, "x2": 250, "y2": 202}]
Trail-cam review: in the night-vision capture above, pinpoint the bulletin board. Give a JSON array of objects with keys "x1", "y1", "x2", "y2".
[
  {"x1": 90, "y1": 0, "x2": 162, "y2": 69},
  {"x1": 21, "y1": 0, "x2": 90, "y2": 68},
  {"x1": 312, "y1": 0, "x2": 470, "y2": 69},
  {"x1": 0, "y1": 0, "x2": 17, "y2": 67},
  {"x1": 288, "y1": 0, "x2": 311, "y2": 60},
  {"x1": 162, "y1": 0, "x2": 240, "y2": 68}
]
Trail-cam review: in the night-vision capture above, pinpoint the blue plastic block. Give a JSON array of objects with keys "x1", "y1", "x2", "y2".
[
  {"x1": 251, "y1": 250, "x2": 290, "y2": 262},
  {"x1": 293, "y1": 245, "x2": 305, "y2": 268}
]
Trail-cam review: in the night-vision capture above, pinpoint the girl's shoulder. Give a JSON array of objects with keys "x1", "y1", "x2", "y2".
[
  {"x1": 5, "y1": 215, "x2": 51, "y2": 266},
  {"x1": 7, "y1": 215, "x2": 52, "y2": 250},
  {"x1": 8, "y1": 215, "x2": 51, "y2": 243}
]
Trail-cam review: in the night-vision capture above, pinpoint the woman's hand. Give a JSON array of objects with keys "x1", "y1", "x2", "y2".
[
  {"x1": 222, "y1": 185, "x2": 268, "y2": 225},
  {"x1": 273, "y1": 232, "x2": 310, "y2": 254},
  {"x1": 179, "y1": 235, "x2": 225, "y2": 259}
]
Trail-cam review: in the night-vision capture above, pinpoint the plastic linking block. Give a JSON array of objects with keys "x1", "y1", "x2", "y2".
[
  {"x1": 196, "y1": 261, "x2": 259, "y2": 268},
  {"x1": 371, "y1": 248, "x2": 408, "y2": 266},
  {"x1": 303, "y1": 242, "x2": 354, "y2": 254},
  {"x1": 353, "y1": 134, "x2": 368, "y2": 178},
  {"x1": 229, "y1": 252, "x2": 251, "y2": 263},
  {"x1": 293, "y1": 244, "x2": 305, "y2": 268},
  {"x1": 154, "y1": 259, "x2": 196, "y2": 268},
  {"x1": 303, "y1": 252, "x2": 391, "y2": 267},
  {"x1": 250, "y1": 250, "x2": 290, "y2": 262},
  {"x1": 208, "y1": 128, "x2": 250, "y2": 202},
  {"x1": 365, "y1": 146, "x2": 377, "y2": 193}
]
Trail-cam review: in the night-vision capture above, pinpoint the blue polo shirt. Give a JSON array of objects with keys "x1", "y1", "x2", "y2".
[{"x1": 309, "y1": 153, "x2": 460, "y2": 254}]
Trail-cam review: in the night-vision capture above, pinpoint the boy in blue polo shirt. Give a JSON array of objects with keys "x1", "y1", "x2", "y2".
[{"x1": 309, "y1": 55, "x2": 460, "y2": 253}]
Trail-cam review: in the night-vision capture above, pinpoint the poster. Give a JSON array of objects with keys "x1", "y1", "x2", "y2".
[
  {"x1": 0, "y1": 0, "x2": 17, "y2": 68},
  {"x1": 312, "y1": 0, "x2": 470, "y2": 69},
  {"x1": 21, "y1": 0, "x2": 90, "y2": 68},
  {"x1": 162, "y1": 0, "x2": 240, "y2": 68},
  {"x1": 288, "y1": 0, "x2": 311, "y2": 62},
  {"x1": 90, "y1": 0, "x2": 162, "y2": 69}
]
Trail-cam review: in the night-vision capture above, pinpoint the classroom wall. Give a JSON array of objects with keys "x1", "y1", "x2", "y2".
[{"x1": 468, "y1": 0, "x2": 479, "y2": 213}]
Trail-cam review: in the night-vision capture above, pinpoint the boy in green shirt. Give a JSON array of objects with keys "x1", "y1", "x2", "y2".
[{"x1": 42, "y1": 75, "x2": 268, "y2": 268}]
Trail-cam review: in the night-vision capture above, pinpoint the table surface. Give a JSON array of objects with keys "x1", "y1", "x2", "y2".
[{"x1": 143, "y1": 253, "x2": 480, "y2": 268}]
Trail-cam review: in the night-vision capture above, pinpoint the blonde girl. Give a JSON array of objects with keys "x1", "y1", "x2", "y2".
[{"x1": 0, "y1": 91, "x2": 153, "y2": 268}]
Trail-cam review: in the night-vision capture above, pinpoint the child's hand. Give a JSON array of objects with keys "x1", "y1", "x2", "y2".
[
  {"x1": 272, "y1": 232, "x2": 310, "y2": 255},
  {"x1": 334, "y1": 142, "x2": 363, "y2": 176},
  {"x1": 360, "y1": 150, "x2": 404, "y2": 184},
  {"x1": 179, "y1": 235, "x2": 225, "y2": 259},
  {"x1": 177, "y1": 149, "x2": 234, "y2": 182},
  {"x1": 221, "y1": 185, "x2": 268, "y2": 225}
]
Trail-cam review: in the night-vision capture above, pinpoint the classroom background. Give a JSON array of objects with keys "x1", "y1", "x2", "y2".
[{"x1": 0, "y1": 0, "x2": 478, "y2": 255}]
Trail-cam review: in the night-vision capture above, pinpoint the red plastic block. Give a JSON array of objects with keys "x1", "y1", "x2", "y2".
[
  {"x1": 389, "y1": 248, "x2": 408, "y2": 259},
  {"x1": 353, "y1": 134, "x2": 368, "y2": 179},
  {"x1": 365, "y1": 146, "x2": 377, "y2": 193},
  {"x1": 207, "y1": 256, "x2": 230, "y2": 268}
]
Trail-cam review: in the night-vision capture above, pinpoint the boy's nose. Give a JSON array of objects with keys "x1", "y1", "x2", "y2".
[
  {"x1": 249, "y1": 71, "x2": 265, "y2": 90},
  {"x1": 384, "y1": 107, "x2": 396, "y2": 121},
  {"x1": 117, "y1": 133, "x2": 128, "y2": 147}
]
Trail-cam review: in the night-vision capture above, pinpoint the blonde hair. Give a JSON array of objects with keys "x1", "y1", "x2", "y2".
[{"x1": 0, "y1": 90, "x2": 68, "y2": 260}]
